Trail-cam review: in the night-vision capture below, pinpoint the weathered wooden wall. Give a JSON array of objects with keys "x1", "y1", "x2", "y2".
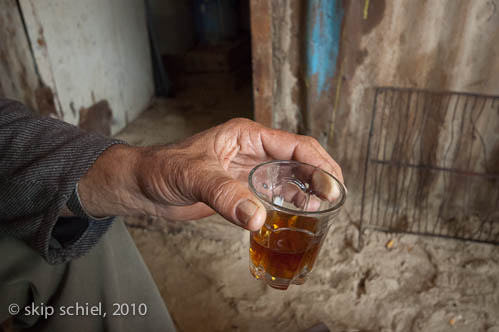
[
  {"x1": 251, "y1": 0, "x2": 344, "y2": 139},
  {"x1": 18, "y1": 0, "x2": 154, "y2": 135},
  {"x1": 0, "y1": 0, "x2": 39, "y2": 110},
  {"x1": 251, "y1": 0, "x2": 499, "y2": 243}
]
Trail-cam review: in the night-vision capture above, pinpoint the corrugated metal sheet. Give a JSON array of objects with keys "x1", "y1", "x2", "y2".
[
  {"x1": 333, "y1": 0, "x2": 499, "y2": 229},
  {"x1": 252, "y1": 0, "x2": 499, "y2": 242}
]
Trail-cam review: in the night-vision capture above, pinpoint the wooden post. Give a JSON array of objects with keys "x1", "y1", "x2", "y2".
[{"x1": 249, "y1": 0, "x2": 273, "y2": 127}]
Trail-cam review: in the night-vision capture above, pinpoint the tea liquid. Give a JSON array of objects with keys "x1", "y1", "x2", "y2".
[{"x1": 249, "y1": 211, "x2": 325, "y2": 282}]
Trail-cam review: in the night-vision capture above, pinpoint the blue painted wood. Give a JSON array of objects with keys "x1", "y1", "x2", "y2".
[{"x1": 306, "y1": 0, "x2": 344, "y2": 96}]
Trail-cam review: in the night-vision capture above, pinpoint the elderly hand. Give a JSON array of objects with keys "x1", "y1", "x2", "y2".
[{"x1": 78, "y1": 118, "x2": 343, "y2": 231}]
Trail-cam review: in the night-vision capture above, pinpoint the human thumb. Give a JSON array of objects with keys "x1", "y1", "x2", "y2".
[{"x1": 198, "y1": 170, "x2": 266, "y2": 231}]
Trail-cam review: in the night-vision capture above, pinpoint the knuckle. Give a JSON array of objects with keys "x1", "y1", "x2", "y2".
[
  {"x1": 335, "y1": 163, "x2": 343, "y2": 174},
  {"x1": 209, "y1": 178, "x2": 236, "y2": 208},
  {"x1": 226, "y1": 117, "x2": 253, "y2": 127},
  {"x1": 182, "y1": 159, "x2": 206, "y2": 195},
  {"x1": 302, "y1": 135, "x2": 319, "y2": 146}
]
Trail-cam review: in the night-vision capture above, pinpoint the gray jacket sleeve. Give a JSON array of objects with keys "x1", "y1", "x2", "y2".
[{"x1": 0, "y1": 98, "x2": 126, "y2": 264}]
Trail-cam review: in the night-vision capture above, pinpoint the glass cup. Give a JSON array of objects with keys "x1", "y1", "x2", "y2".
[{"x1": 248, "y1": 160, "x2": 347, "y2": 290}]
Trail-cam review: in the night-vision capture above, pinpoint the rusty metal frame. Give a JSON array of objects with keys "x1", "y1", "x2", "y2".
[{"x1": 361, "y1": 86, "x2": 499, "y2": 245}]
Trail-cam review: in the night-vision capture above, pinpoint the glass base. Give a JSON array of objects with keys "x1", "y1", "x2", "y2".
[{"x1": 249, "y1": 261, "x2": 308, "y2": 290}]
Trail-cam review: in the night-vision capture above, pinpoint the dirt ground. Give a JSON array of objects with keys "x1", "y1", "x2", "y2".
[{"x1": 115, "y1": 85, "x2": 499, "y2": 332}]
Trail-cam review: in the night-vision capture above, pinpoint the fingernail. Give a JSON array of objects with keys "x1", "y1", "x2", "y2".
[
  {"x1": 312, "y1": 171, "x2": 343, "y2": 201},
  {"x1": 236, "y1": 200, "x2": 258, "y2": 225},
  {"x1": 332, "y1": 181, "x2": 341, "y2": 200}
]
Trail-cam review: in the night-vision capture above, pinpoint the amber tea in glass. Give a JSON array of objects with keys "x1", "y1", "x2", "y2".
[{"x1": 248, "y1": 160, "x2": 346, "y2": 290}]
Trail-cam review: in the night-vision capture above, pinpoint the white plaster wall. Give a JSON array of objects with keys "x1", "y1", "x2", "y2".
[{"x1": 19, "y1": 0, "x2": 153, "y2": 134}]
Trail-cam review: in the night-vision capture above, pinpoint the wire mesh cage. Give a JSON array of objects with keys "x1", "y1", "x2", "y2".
[{"x1": 361, "y1": 87, "x2": 499, "y2": 244}]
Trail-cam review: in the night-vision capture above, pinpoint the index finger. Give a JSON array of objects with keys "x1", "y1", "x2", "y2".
[{"x1": 260, "y1": 128, "x2": 344, "y2": 184}]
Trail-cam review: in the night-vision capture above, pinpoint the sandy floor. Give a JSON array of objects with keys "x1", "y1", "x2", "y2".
[{"x1": 115, "y1": 85, "x2": 499, "y2": 332}]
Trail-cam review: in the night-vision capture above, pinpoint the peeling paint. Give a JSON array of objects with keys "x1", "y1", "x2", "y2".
[
  {"x1": 18, "y1": 0, "x2": 153, "y2": 134},
  {"x1": 272, "y1": 0, "x2": 300, "y2": 133},
  {"x1": 19, "y1": 0, "x2": 66, "y2": 118},
  {"x1": 253, "y1": 0, "x2": 499, "y2": 233},
  {"x1": 78, "y1": 100, "x2": 113, "y2": 136},
  {"x1": 35, "y1": 85, "x2": 57, "y2": 117},
  {"x1": 306, "y1": 0, "x2": 344, "y2": 96}
]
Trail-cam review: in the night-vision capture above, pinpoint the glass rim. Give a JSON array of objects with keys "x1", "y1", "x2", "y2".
[{"x1": 248, "y1": 160, "x2": 347, "y2": 216}]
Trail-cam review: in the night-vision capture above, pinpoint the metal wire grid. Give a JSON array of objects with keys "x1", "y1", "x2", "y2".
[{"x1": 360, "y1": 87, "x2": 499, "y2": 244}]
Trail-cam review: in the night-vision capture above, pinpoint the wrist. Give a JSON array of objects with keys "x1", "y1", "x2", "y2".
[
  {"x1": 78, "y1": 144, "x2": 145, "y2": 217},
  {"x1": 133, "y1": 145, "x2": 188, "y2": 214}
]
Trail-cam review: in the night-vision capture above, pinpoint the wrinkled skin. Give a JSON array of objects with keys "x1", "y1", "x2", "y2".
[
  {"x1": 135, "y1": 118, "x2": 344, "y2": 230},
  {"x1": 80, "y1": 118, "x2": 344, "y2": 231}
]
